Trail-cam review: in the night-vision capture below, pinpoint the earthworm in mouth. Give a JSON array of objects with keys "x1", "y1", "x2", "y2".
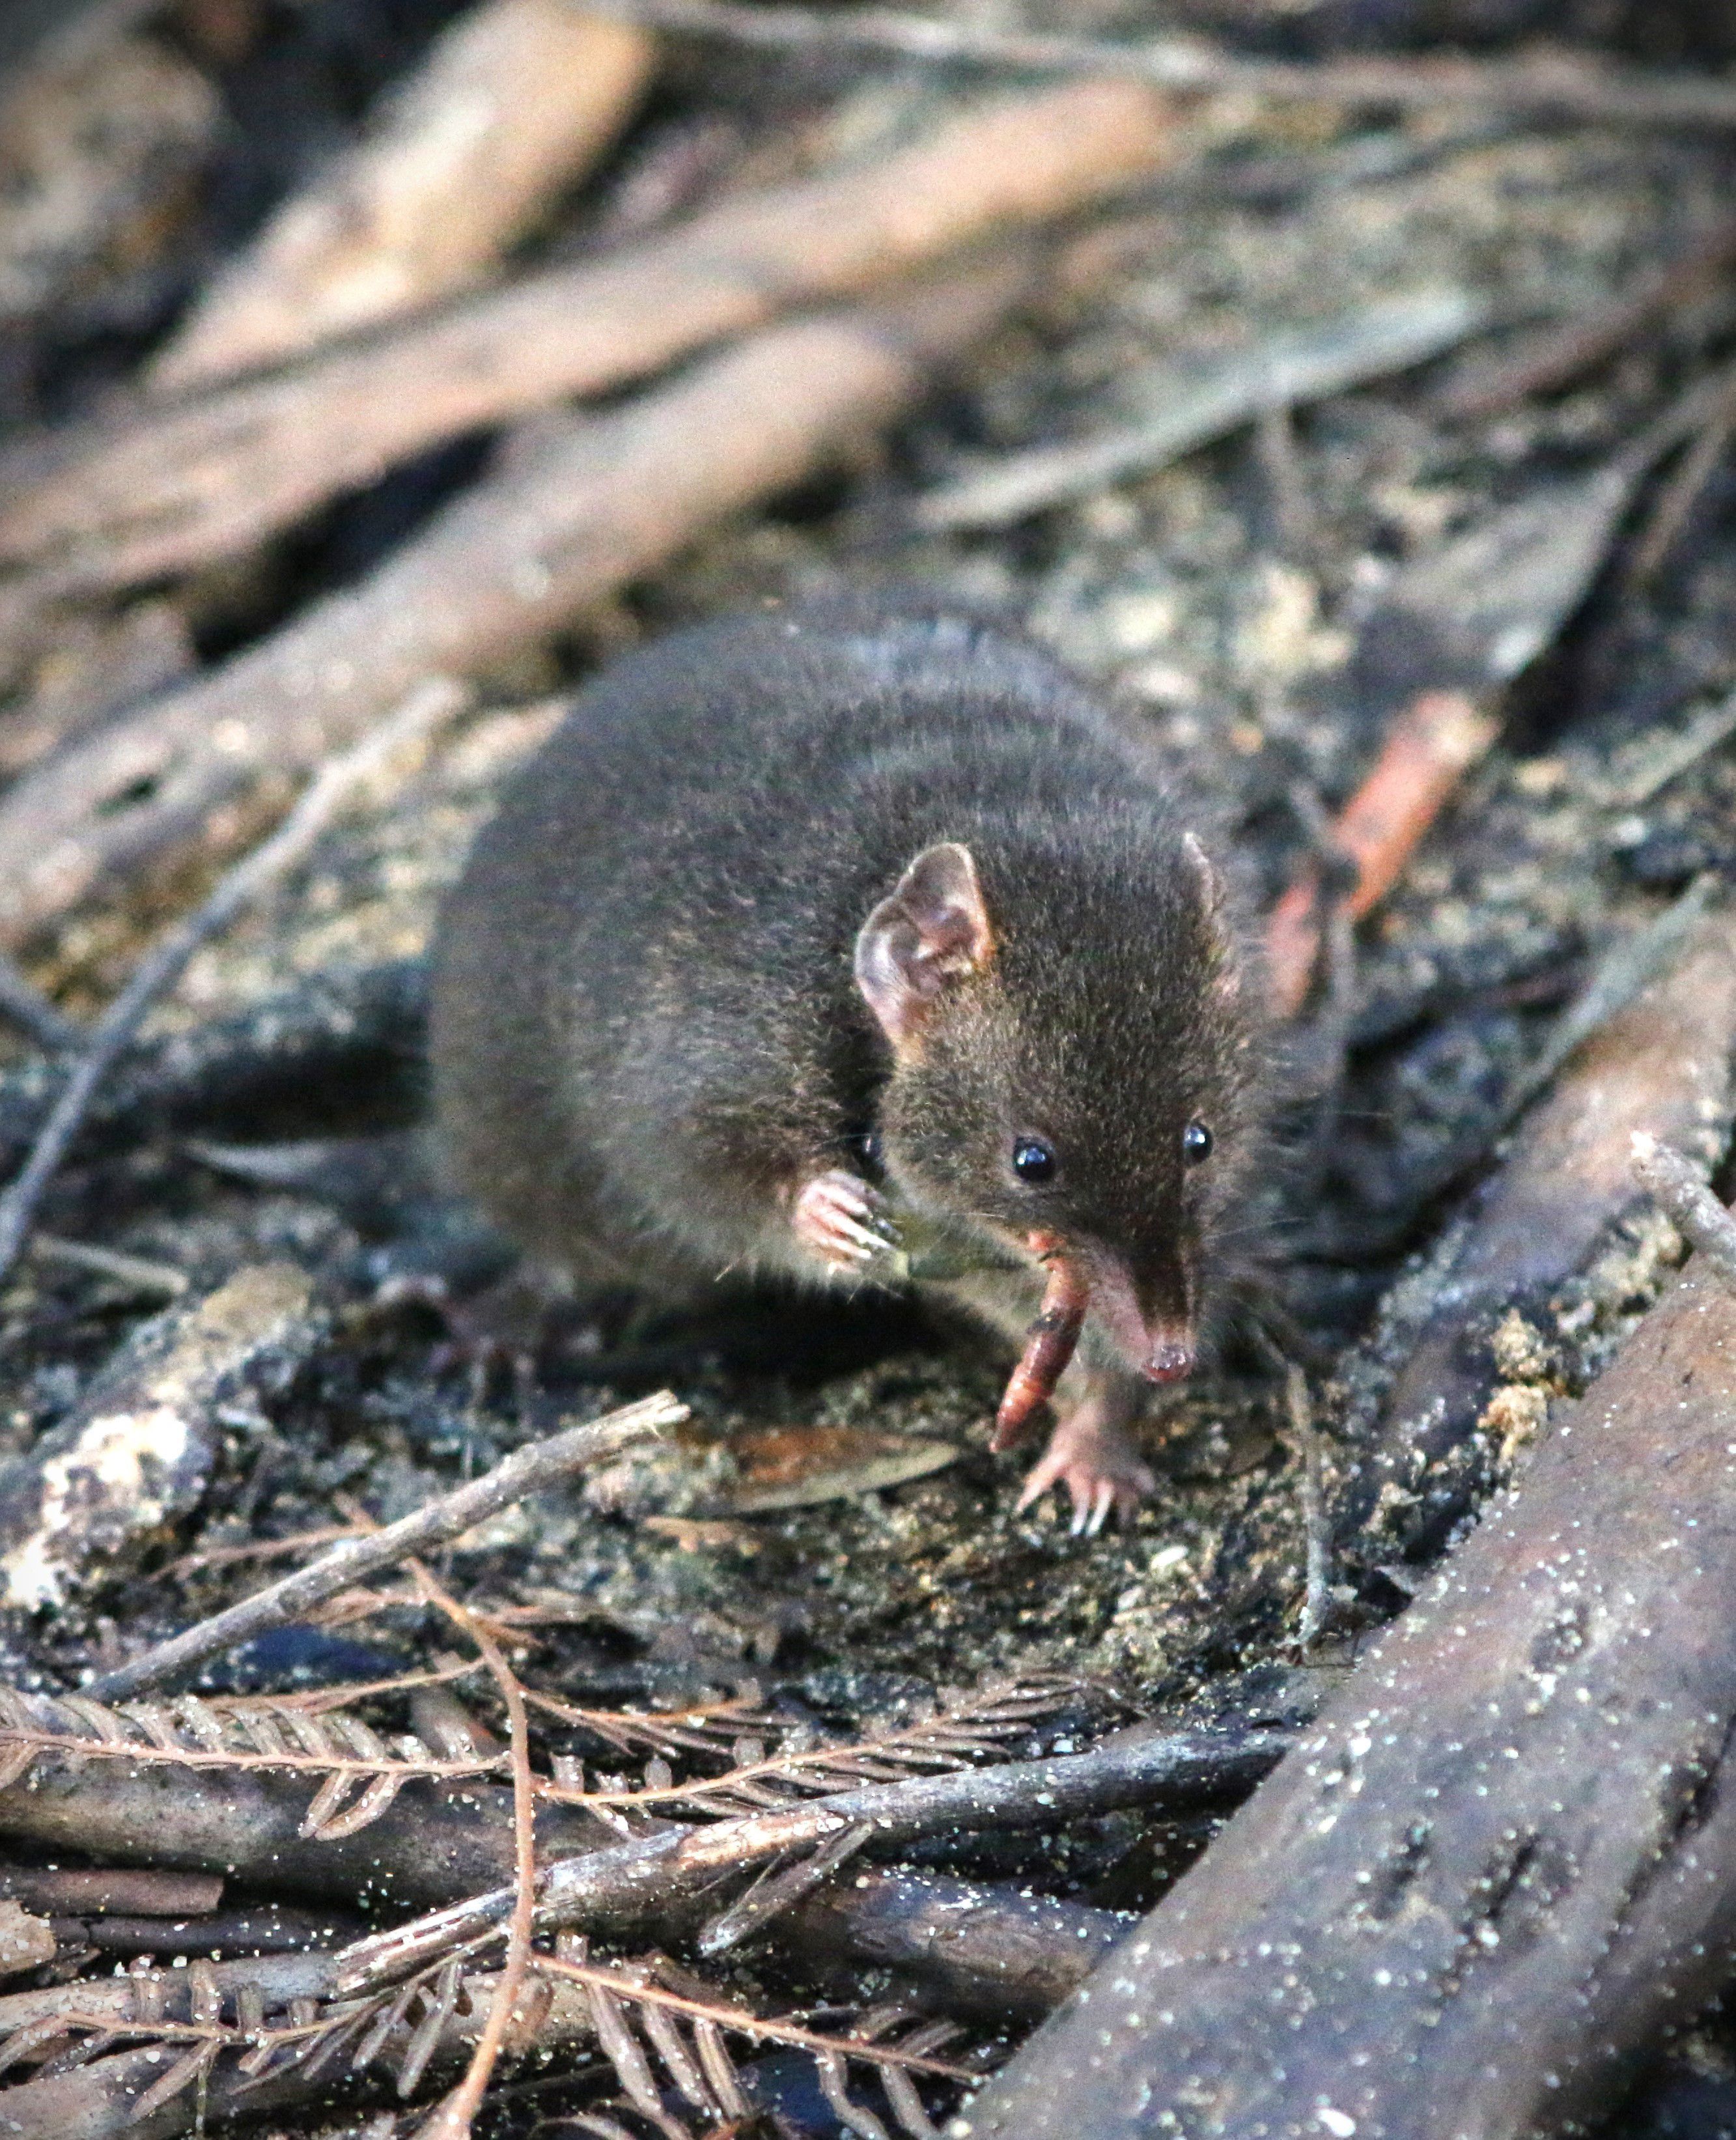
[{"x1": 990, "y1": 1239, "x2": 1090, "y2": 1450}]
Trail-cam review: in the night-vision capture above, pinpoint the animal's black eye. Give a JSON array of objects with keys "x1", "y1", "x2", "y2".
[
  {"x1": 1183, "y1": 1121, "x2": 1213, "y2": 1164},
  {"x1": 1011, "y1": 1137, "x2": 1057, "y2": 1185}
]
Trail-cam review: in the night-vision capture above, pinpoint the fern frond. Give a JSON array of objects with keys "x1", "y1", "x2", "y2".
[{"x1": 0, "y1": 1687, "x2": 504, "y2": 1837}]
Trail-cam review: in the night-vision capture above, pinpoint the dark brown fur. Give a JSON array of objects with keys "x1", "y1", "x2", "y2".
[{"x1": 431, "y1": 598, "x2": 1265, "y2": 1505}]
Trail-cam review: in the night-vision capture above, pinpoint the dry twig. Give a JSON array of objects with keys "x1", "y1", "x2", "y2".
[
  {"x1": 0, "y1": 262, "x2": 1023, "y2": 950},
  {"x1": 917, "y1": 289, "x2": 1485, "y2": 531},
  {"x1": 87, "y1": 1390, "x2": 686, "y2": 1701},
  {"x1": 1267, "y1": 690, "x2": 1498, "y2": 1019},
  {"x1": 0, "y1": 77, "x2": 1173, "y2": 598},
  {"x1": 154, "y1": 0, "x2": 654, "y2": 390},
  {"x1": 0, "y1": 679, "x2": 466, "y2": 1287},
  {"x1": 1439, "y1": 215, "x2": 1736, "y2": 421},
  {"x1": 0, "y1": 957, "x2": 78, "y2": 1055}
]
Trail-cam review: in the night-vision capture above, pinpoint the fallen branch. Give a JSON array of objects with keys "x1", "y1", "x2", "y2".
[
  {"x1": 1340, "y1": 903, "x2": 1736, "y2": 1561},
  {"x1": 1266, "y1": 688, "x2": 1498, "y2": 1019},
  {"x1": 0, "y1": 1263, "x2": 327, "y2": 1612},
  {"x1": 152, "y1": 0, "x2": 654, "y2": 391},
  {"x1": 1632, "y1": 1133, "x2": 1736, "y2": 1293},
  {"x1": 0, "y1": 1868, "x2": 222, "y2": 1917},
  {"x1": 87, "y1": 1390, "x2": 685, "y2": 1701},
  {"x1": 916, "y1": 289, "x2": 1485, "y2": 531},
  {"x1": 0, "y1": 77, "x2": 1173, "y2": 595},
  {"x1": 963, "y1": 1183, "x2": 1736, "y2": 2140},
  {"x1": 0, "y1": 1732, "x2": 604, "y2": 1915},
  {"x1": 583, "y1": 0, "x2": 1736, "y2": 130},
  {"x1": 0, "y1": 259, "x2": 1024, "y2": 950},
  {"x1": 332, "y1": 1721, "x2": 1293, "y2": 1993},
  {"x1": 0, "y1": 678, "x2": 466, "y2": 1286}
]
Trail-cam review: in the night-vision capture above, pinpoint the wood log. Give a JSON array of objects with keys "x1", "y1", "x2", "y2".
[
  {"x1": 959, "y1": 1202, "x2": 1736, "y2": 2140},
  {"x1": 152, "y1": 0, "x2": 654, "y2": 391},
  {"x1": 1340, "y1": 905, "x2": 1736, "y2": 1562},
  {"x1": 0, "y1": 257, "x2": 1025, "y2": 950},
  {"x1": 0, "y1": 77, "x2": 1173, "y2": 597}
]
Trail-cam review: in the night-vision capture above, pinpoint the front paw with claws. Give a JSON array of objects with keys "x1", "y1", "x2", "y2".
[
  {"x1": 1015, "y1": 1394, "x2": 1156, "y2": 1536},
  {"x1": 791, "y1": 1169, "x2": 897, "y2": 1272}
]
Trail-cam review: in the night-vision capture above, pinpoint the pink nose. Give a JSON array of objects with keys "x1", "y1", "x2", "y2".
[{"x1": 1144, "y1": 1338, "x2": 1194, "y2": 1384}]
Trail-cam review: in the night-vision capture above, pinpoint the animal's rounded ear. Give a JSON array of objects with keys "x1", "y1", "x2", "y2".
[
  {"x1": 854, "y1": 841, "x2": 994, "y2": 1052},
  {"x1": 1182, "y1": 831, "x2": 1226, "y2": 920},
  {"x1": 1182, "y1": 831, "x2": 1242, "y2": 1003}
]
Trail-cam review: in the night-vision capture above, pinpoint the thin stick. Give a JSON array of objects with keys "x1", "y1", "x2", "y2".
[
  {"x1": 1284, "y1": 1365, "x2": 1332, "y2": 1649},
  {"x1": 0, "y1": 679, "x2": 466, "y2": 1293},
  {"x1": 84, "y1": 1390, "x2": 686, "y2": 1701},
  {"x1": 0, "y1": 954, "x2": 80, "y2": 1055},
  {"x1": 587, "y1": 0, "x2": 1736, "y2": 130},
  {"x1": 1627, "y1": 392, "x2": 1736, "y2": 585},
  {"x1": 1631, "y1": 1134, "x2": 1736, "y2": 1294},
  {"x1": 27, "y1": 1233, "x2": 187, "y2": 1297},
  {"x1": 1265, "y1": 688, "x2": 1498, "y2": 1019}
]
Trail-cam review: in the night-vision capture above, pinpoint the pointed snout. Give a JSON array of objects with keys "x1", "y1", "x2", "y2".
[
  {"x1": 1060, "y1": 1241, "x2": 1197, "y2": 1384},
  {"x1": 1143, "y1": 1332, "x2": 1195, "y2": 1384}
]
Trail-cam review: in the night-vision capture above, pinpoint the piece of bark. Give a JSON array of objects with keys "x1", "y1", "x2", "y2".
[
  {"x1": 0, "y1": 77, "x2": 1173, "y2": 598},
  {"x1": 0, "y1": 1869, "x2": 223, "y2": 1917},
  {"x1": 781, "y1": 1870, "x2": 1124, "y2": 2021},
  {"x1": 0, "y1": 257, "x2": 1026, "y2": 950},
  {"x1": 1339, "y1": 906, "x2": 1736, "y2": 1561},
  {"x1": 960, "y1": 1195, "x2": 1736, "y2": 2140},
  {"x1": 0, "y1": 1902, "x2": 54, "y2": 1978},
  {"x1": 152, "y1": 0, "x2": 654, "y2": 391},
  {"x1": 0, "y1": 1263, "x2": 328, "y2": 1613}
]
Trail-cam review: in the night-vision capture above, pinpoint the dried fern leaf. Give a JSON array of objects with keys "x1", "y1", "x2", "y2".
[
  {"x1": 816, "y1": 2046, "x2": 895, "y2": 2140},
  {"x1": 128, "y1": 2036, "x2": 220, "y2": 2122}
]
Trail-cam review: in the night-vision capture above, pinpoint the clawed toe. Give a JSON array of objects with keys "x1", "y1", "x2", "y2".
[
  {"x1": 791, "y1": 1169, "x2": 897, "y2": 1271},
  {"x1": 1014, "y1": 1415, "x2": 1156, "y2": 1532}
]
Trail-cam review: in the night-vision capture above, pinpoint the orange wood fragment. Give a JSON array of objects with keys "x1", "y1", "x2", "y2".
[{"x1": 1266, "y1": 687, "x2": 1498, "y2": 1019}]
